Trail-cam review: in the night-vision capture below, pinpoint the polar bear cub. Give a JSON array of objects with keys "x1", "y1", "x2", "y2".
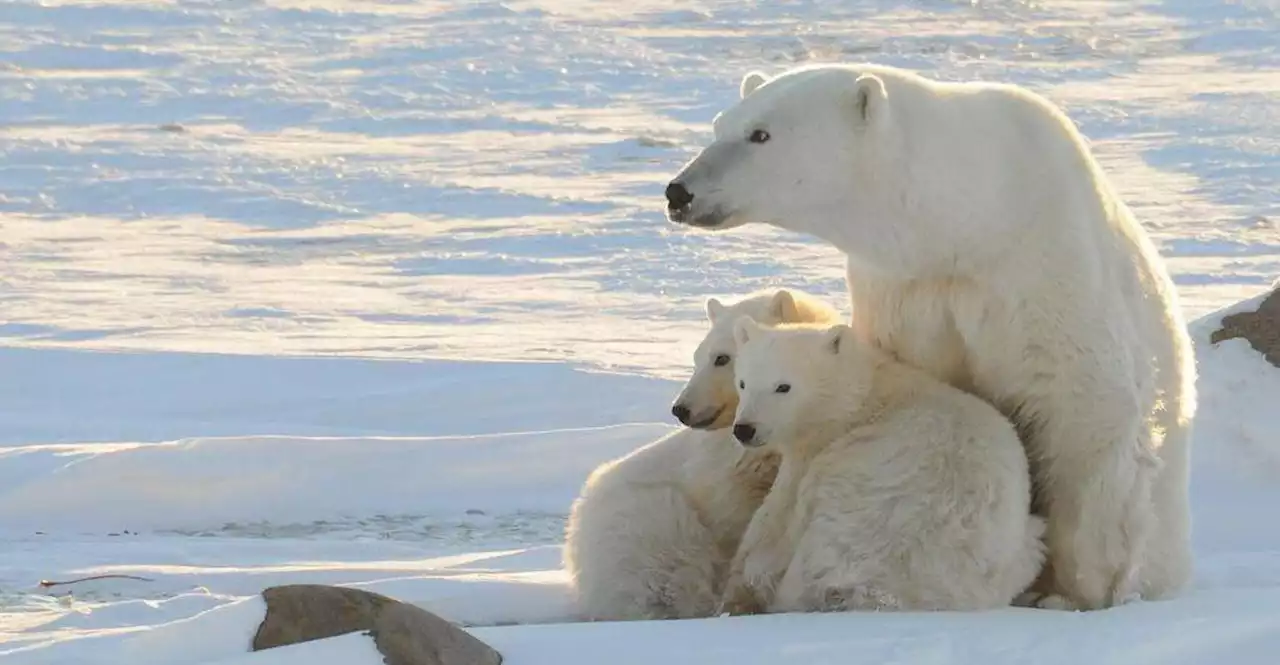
[
  {"x1": 718, "y1": 318, "x2": 1045, "y2": 614},
  {"x1": 563, "y1": 289, "x2": 841, "y2": 621}
]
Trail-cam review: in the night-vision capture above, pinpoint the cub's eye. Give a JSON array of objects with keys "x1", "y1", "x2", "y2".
[
  {"x1": 748, "y1": 129, "x2": 770, "y2": 144},
  {"x1": 713, "y1": 354, "x2": 731, "y2": 367},
  {"x1": 775, "y1": 383, "x2": 791, "y2": 394},
  {"x1": 738, "y1": 380, "x2": 745, "y2": 390}
]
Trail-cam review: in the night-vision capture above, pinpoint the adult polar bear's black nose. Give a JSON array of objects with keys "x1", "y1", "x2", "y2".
[
  {"x1": 733, "y1": 423, "x2": 757, "y2": 445},
  {"x1": 665, "y1": 181, "x2": 694, "y2": 210},
  {"x1": 671, "y1": 403, "x2": 692, "y2": 425}
]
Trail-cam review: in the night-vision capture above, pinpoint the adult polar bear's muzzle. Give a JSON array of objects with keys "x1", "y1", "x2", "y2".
[
  {"x1": 664, "y1": 181, "x2": 695, "y2": 221},
  {"x1": 663, "y1": 177, "x2": 739, "y2": 230},
  {"x1": 663, "y1": 142, "x2": 747, "y2": 230}
]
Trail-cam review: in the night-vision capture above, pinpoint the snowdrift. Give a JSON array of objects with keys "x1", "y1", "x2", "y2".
[{"x1": 5, "y1": 286, "x2": 1279, "y2": 665}]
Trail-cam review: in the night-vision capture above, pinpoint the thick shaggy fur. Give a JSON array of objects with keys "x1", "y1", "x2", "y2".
[
  {"x1": 719, "y1": 319, "x2": 1045, "y2": 614},
  {"x1": 667, "y1": 62, "x2": 1195, "y2": 610},
  {"x1": 563, "y1": 289, "x2": 841, "y2": 621}
]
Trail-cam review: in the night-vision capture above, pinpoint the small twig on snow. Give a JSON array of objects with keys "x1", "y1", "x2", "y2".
[{"x1": 39, "y1": 574, "x2": 155, "y2": 588}]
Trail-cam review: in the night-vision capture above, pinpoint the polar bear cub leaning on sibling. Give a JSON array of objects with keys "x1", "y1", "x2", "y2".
[
  {"x1": 563, "y1": 289, "x2": 841, "y2": 621},
  {"x1": 719, "y1": 318, "x2": 1046, "y2": 614}
]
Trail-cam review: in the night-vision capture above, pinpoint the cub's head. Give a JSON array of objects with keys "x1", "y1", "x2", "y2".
[
  {"x1": 671, "y1": 289, "x2": 840, "y2": 430},
  {"x1": 729, "y1": 318, "x2": 863, "y2": 450},
  {"x1": 664, "y1": 65, "x2": 893, "y2": 236}
]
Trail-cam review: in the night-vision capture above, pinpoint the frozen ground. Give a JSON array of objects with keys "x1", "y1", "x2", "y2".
[{"x1": 0, "y1": 0, "x2": 1277, "y2": 663}]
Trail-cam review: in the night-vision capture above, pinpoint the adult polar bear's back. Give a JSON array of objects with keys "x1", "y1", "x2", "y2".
[{"x1": 664, "y1": 63, "x2": 1196, "y2": 611}]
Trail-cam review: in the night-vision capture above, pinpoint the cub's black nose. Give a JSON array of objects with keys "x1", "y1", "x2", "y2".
[
  {"x1": 671, "y1": 403, "x2": 692, "y2": 425},
  {"x1": 665, "y1": 181, "x2": 694, "y2": 210},
  {"x1": 733, "y1": 423, "x2": 757, "y2": 444}
]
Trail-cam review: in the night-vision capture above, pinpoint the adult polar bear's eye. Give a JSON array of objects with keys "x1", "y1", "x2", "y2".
[
  {"x1": 775, "y1": 383, "x2": 791, "y2": 394},
  {"x1": 748, "y1": 129, "x2": 770, "y2": 144},
  {"x1": 714, "y1": 354, "x2": 731, "y2": 367}
]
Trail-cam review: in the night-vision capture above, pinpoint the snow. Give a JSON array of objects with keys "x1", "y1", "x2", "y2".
[{"x1": 1, "y1": 0, "x2": 1277, "y2": 662}]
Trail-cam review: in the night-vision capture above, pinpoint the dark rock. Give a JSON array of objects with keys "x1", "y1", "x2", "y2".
[
  {"x1": 253, "y1": 584, "x2": 396, "y2": 650},
  {"x1": 251, "y1": 584, "x2": 502, "y2": 665},
  {"x1": 1210, "y1": 284, "x2": 1280, "y2": 368},
  {"x1": 372, "y1": 602, "x2": 503, "y2": 665}
]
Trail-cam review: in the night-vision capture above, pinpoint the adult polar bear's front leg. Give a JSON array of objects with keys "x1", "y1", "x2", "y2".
[
  {"x1": 1002, "y1": 344, "x2": 1159, "y2": 611},
  {"x1": 1038, "y1": 409, "x2": 1157, "y2": 610}
]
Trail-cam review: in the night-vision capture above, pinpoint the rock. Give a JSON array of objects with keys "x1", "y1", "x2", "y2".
[
  {"x1": 372, "y1": 602, "x2": 502, "y2": 665},
  {"x1": 252, "y1": 584, "x2": 396, "y2": 650},
  {"x1": 1210, "y1": 281, "x2": 1280, "y2": 368},
  {"x1": 252, "y1": 584, "x2": 502, "y2": 665}
]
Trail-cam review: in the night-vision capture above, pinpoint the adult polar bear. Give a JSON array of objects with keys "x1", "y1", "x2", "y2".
[{"x1": 663, "y1": 63, "x2": 1196, "y2": 611}]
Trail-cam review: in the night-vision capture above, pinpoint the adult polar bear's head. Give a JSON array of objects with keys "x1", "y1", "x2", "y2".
[
  {"x1": 665, "y1": 65, "x2": 893, "y2": 232},
  {"x1": 664, "y1": 64, "x2": 972, "y2": 274}
]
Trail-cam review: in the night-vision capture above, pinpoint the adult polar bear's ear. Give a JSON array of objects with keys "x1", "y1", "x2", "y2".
[
  {"x1": 770, "y1": 289, "x2": 799, "y2": 322},
  {"x1": 825, "y1": 324, "x2": 852, "y2": 355},
  {"x1": 734, "y1": 316, "x2": 763, "y2": 347},
  {"x1": 851, "y1": 73, "x2": 888, "y2": 126},
  {"x1": 706, "y1": 297, "x2": 727, "y2": 322},
  {"x1": 740, "y1": 71, "x2": 770, "y2": 99}
]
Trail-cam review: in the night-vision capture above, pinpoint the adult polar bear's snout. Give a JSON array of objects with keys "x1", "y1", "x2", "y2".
[
  {"x1": 664, "y1": 66, "x2": 890, "y2": 235},
  {"x1": 664, "y1": 140, "x2": 751, "y2": 230},
  {"x1": 664, "y1": 70, "x2": 772, "y2": 229}
]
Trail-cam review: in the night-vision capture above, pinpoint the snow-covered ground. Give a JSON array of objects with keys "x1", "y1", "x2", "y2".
[{"x1": 0, "y1": 0, "x2": 1277, "y2": 662}]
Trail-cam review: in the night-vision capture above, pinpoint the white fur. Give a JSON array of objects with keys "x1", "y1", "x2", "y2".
[
  {"x1": 668, "y1": 62, "x2": 1195, "y2": 610},
  {"x1": 718, "y1": 319, "x2": 1045, "y2": 615},
  {"x1": 563, "y1": 289, "x2": 840, "y2": 621}
]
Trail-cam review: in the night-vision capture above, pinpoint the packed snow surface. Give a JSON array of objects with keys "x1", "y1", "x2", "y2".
[{"x1": 1, "y1": 0, "x2": 1278, "y2": 663}]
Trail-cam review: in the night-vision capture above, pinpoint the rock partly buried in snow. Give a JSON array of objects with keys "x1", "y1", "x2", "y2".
[
  {"x1": 372, "y1": 602, "x2": 503, "y2": 665},
  {"x1": 1192, "y1": 280, "x2": 1280, "y2": 486},
  {"x1": 1210, "y1": 282, "x2": 1280, "y2": 368},
  {"x1": 252, "y1": 585, "x2": 396, "y2": 650},
  {"x1": 252, "y1": 584, "x2": 502, "y2": 665}
]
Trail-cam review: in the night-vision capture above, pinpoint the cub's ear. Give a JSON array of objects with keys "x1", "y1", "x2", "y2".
[
  {"x1": 706, "y1": 297, "x2": 726, "y2": 322},
  {"x1": 825, "y1": 324, "x2": 852, "y2": 355},
  {"x1": 734, "y1": 316, "x2": 763, "y2": 347},
  {"x1": 770, "y1": 289, "x2": 799, "y2": 322},
  {"x1": 851, "y1": 73, "x2": 887, "y2": 126},
  {"x1": 740, "y1": 71, "x2": 770, "y2": 99}
]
